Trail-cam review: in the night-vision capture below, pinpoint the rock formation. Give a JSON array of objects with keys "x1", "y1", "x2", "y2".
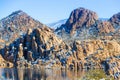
[
  {"x1": 65, "y1": 7, "x2": 98, "y2": 30},
  {"x1": 0, "y1": 8, "x2": 120, "y2": 79},
  {"x1": 0, "y1": 26, "x2": 120, "y2": 79},
  {"x1": 56, "y1": 7, "x2": 99, "y2": 36},
  {"x1": 17, "y1": 43, "x2": 23, "y2": 59},
  {"x1": 55, "y1": 7, "x2": 119, "y2": 40},
  {"x1": 0, "y1": 10, "x2": 45, "y2": 47}
]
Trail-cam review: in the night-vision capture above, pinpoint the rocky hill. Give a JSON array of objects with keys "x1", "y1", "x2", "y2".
[
  {"x1": 65, "y1": 7, "x2": 98, "y2": 31},
  {"x1": 0, "y1": 10, "x2": 45, "y2": 46}
]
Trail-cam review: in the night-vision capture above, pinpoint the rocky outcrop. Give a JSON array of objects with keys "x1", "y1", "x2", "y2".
[{"x1": 1, "y1": 26, "x2": 63, "y2": 65}]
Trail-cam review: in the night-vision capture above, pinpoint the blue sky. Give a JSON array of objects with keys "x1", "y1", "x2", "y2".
[{"x1": 0, "y1": 0, "x2": 120, "y2": 24}]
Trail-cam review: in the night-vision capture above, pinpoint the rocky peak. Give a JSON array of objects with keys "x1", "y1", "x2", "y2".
[
  {"x1": 1, "y1": 10, "x2": 31, "y2": 23},
  {"x1": 6, "y1": 10, "x2": 25, "y2": 17},
  {"x1": 65, "y1": 7, "x2": 98, "y2": 31}
]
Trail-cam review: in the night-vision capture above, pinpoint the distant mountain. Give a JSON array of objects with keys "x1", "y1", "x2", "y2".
[
  {"x1": 47, "y1": 19, "x2": 67, "y2": 29},
  {"x1": 0, "y1": 10, "x2": 46, "y2": 44}
]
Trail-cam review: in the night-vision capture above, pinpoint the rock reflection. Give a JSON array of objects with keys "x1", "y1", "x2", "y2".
[
  {"x1": 0, "y1": 68, "x2": 15, "y2": 79},
  {"x1": 0, "y1": 68, "x2": 85, "y2": 80},
  {"x1": 0, "y1": 68, "x2": 110, "y2": 80}
]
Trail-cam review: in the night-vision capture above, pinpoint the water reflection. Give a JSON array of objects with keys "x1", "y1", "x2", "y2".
[{"x1": 0, "y1": 68, "x2": 111, "y2": 80}]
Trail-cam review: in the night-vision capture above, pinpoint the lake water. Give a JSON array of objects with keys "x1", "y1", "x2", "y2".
[{"x1": 0, "y1": 68, "x2": 113, "y2": 80}]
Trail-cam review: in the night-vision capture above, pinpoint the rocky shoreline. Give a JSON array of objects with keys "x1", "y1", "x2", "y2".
[{"x1": 0, "y1": 27, "x2": 120, "y2": 79}]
